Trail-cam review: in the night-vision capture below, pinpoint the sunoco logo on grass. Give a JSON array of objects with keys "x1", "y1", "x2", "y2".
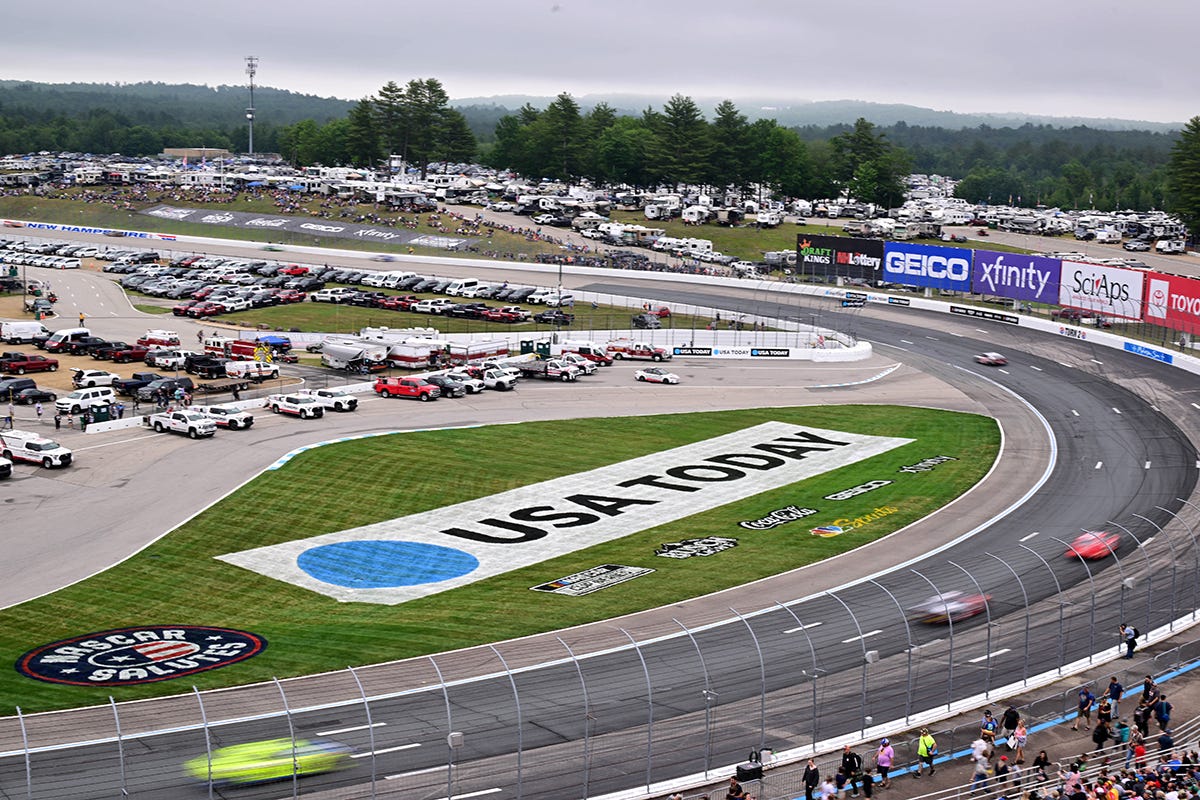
[{"x1": 16, "y1": 626, "x2": 267, "y2": 686}]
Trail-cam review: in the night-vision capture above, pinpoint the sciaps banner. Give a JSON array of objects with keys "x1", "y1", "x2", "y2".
[{"x1": 1059, "y1": 260, "x2": 1145, "y2": 321}]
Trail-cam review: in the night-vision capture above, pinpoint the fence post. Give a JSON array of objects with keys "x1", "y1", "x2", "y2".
[
  {"x1": 618, "y1": 627, "x2": 655, "y2": 792},
  {"x1": 192, "y1": 686, "x2": 214, "y2": 800},
  {"x1": 1018, "y1": 544, "x2": 1067, "y2": 675},
  {"x1": 16, "y1": 705, "x2": 31, "y2": 800},
  {"x1": 947, "y1": 560, "x2": 995, "y2": 696},
  {"x1": 488, "y1": 645, "x2": 524, "y2": 800},
  {"x1": 1108, "y1": 519, "x2": 1156, "y2": 634},
  {"x1": 910, "y1": 569, "x2": 956, "y2": 708},
  {"x1": 347, "y1": 666, "x2": 379, "y2": 799},
  {"x1": 825, "y1": 591, "x2": 873, "y2": 733},
  {"x1": 272, "y1": 677, "x2": 300, "y2": 799},
  {"x1": 775, "y1": 602, "x2": 824, "y2": 748},
  {"x1": 108, "y1": 696, "x2": 127, "y2": 798},
  {"x1": 729, "y1": 608, "x2": 767, "y2": 753},
  {"x1": 1132, "y1": 512, "x2": 1180, "y2": 630},
  {"x1": 673, "y1": 618, "x2": 716, "y2": 777},
  {"x1": 428, "y1": 655, "x2": 456, "y2": 800},
  {"x1": 557, "y1": 637, "x2": 594, "y2": 799},
  {"x1": 985, "y1": 553, "x2": 1032, "y2": 684},
  {"x1": 1156, "y1": 505, "x2": 1199, "y2": 622},
  {"x1": 1050, "y1": 535, "x2": 1099, "y2": 660},
  {"x1": 866, "y1": 580, "x2": 916, "y2": 722}
]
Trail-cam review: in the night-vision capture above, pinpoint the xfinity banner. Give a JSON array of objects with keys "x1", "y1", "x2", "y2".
[
  {"x1": 1144, "y1": 272, "x2": 1200, "y2": 332},
  {"x1": 883, "y1": 242, "x2": 972, "y2": 291},
  {"x1": 972, "y1": 250, "x2": 1061, "y2": 303},
  {"x1": 141, "y1": 205, "x2": 473, "y2": 250},
  {"x1": 797, "y1": 234, "x2": 884, "y2": 281},
  {"x1": 1059, "y1": 260, "x2": 1145, "y2": 321}
]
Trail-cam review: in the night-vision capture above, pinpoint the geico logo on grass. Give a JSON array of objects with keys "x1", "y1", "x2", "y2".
[
  {"x1": 301, "y1": 223, "x2": 346, "y2": 233},
  {"x1": 824, "y1": 479, "x2": 892, "y2": 501},
  {"x1": 1069, "y1": 268, "x2": 1131, "y2": 302},
  {"x1": 884, "y1": 251, "x2": 969, "y2": 281}
]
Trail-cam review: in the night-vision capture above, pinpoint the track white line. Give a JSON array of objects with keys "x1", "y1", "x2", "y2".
[
  {"x1": 784, "y1": 622, "x2": 823, "y2": 634},
  {"x1": 349, "y1": 742, "x2": 419, "y2": 759},
  {"x1": 317, "y1": 722, "x2": 387, "y2": 736},
  {"x1": 842, "y1": 629, "x2": 881, "y2": 643},
  {"x1": 1019, "y1": 532, "x2": 1040, "y2": 542},
  {"x1": 969, "y1": 648, "x2": 1009, "y2": 663},
  {"x1": 1095, "y1": 461, "x2": 1104, "y2": 469}
]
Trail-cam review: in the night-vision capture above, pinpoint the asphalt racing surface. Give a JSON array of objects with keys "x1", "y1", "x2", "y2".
[{"x1": 2, "y1": 254, "x2": 1199, "y2": 799}]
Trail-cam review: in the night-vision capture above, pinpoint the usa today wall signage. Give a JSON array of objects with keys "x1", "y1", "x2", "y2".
[{"x1": 219, "y1": 422, "x2": 913, "y2": 604}]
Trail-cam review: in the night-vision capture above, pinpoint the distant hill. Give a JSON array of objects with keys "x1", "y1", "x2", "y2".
[{"x1": 451, "y1": 93, "x2": 1184, "y2": 133}]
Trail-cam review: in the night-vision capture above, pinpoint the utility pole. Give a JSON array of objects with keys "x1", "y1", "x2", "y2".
[{"x1": 245, "y1": 56, "x2": 258, "y2": 156}]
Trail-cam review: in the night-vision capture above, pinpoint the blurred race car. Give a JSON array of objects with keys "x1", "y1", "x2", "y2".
[
  {"x1": 975, "y1": 352, "x2": 1008, "y2": 366},
  {"x1": 635, "y1": 367, "x2": 681, "y2": 384},
  {"x1": 1064, "y1": 530, "x2": 1120, "y2": 560},
  {"x1": 909, "y1": 591, "x2": 991, "y2": 624},
  {"x1": 185, "y1": 738, "x2": 352, "y2": 786}
]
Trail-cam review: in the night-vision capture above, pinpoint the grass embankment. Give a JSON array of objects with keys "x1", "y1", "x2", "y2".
[{"x1": 1, "y1": 405, "x2": 999, "y2": 711}]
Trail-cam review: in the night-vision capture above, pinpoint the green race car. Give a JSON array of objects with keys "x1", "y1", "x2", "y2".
[{"x1": 185, "y1": 738, "x2": 353, "y2": 785}]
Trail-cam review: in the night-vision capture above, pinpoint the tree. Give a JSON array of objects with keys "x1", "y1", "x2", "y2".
[
  {"x1": 344, "y1": 99, "x2": 383, "y2": 167},
  {"x1": 1166, "y1": 116, "x2": 1200, "y2": 231},
  {"x1": 372, "y1": 81, "x2": 406, "y2": 157},
  {"x1": 708, "y1": 100, "x2": 751, "y2": 193},
  {"x1": 653, "y1": 94, "x2": 711, "y2": 188},
  {"x1": 433, "y1": 108, "x2": 477, "y2": 165},
  {"x1": 399, "y1": 78, "x2": 452, "y2": 178},
  {"x1": 829, "y1": 118, "x2": 909, "y2": 207},
  {"x1": 595, "y1": 117, "x2": 657, "y2": 187},
  {"x1": 528, "y1": 93, "x2": 584, "y2": 182}
]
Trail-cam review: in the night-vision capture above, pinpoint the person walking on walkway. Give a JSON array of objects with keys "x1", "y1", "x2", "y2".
[
  {"x1": 35, "y1": 401, "x2": 42, "y2": 422},
  {"x1": 804, "y1": 758, "x2": 820, "y2": 800},
  {"x1": 1121, "y1": 623, "x2": 1137, "y2": 658},
  {"x1": 874, "y1": 739, "x2": 894, "y2": 789},
  {"x1": 841, "y1": 744, "x2": 863, "y2": 797},
  {"x1": 1013, "y1": 718, "x2": 1028, "y2": 764},
  {"x1": 1107, "y1": 676, "x2": 1124, "y2": 719},
  {"x1": 914, "y1": 728, "x2": 937, "y2": 777},
  {"x1": 1073, "y1": 686, "x2": 1095, "y2": 731}
]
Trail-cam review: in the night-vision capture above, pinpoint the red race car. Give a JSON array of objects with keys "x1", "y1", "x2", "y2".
[
  {"x1": 975, "y1": 352, "x2": 1008, "y2": 366},
  {"x1": 1064, "y1": 531, "x2": 1120, "y2": 560},
  {"x1": 909, "y1": 591, "x2": 991, "y2": 624}
]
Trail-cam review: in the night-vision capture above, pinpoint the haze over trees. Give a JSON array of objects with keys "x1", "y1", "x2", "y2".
[{"x1": 0, "y1": 79, "x2": 1186, "y2": 215}]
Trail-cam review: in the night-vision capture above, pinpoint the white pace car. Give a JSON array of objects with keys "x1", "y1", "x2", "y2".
[{"x1": 634, "y1": 367, "x2": 680, "y2": 384}]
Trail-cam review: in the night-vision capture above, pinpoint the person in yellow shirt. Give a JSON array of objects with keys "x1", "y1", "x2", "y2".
[{"x1": 914, "y1": 728, "x2": 938, "y2": 777}]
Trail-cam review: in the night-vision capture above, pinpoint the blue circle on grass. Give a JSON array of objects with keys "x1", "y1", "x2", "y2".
[{"x1": 297, "y1": 541, "x2": 479, "y2": 588}]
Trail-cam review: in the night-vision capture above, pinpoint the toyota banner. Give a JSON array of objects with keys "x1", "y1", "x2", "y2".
[{"x1": 1145, "y1": 272, "x2": 1200, "y2": 332}]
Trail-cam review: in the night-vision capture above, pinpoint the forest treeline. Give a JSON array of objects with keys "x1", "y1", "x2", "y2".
[{"x1": 0, "y1": 79, "x2": 1187, "y2": 217}]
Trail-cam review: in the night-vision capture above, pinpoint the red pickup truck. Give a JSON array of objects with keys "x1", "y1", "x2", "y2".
[
  {"x1": 372, "y1": 377, "x2": 441, "y2": 401},
  {"x1": 1, "y1": 354, "x2": 59, "y2": 375}
]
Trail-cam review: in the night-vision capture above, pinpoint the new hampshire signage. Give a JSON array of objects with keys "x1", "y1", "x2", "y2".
[{"x1": 220, "y1": 423, "x2": 913, "y2": 604}]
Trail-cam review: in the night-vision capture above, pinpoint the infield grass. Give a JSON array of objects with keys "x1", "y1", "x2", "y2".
[{"x1": 1, "y1": 405, "x2": 998, "y2": 711}]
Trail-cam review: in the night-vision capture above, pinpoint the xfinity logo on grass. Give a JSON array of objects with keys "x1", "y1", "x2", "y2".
[{"x1": 220, "y1": 423, "x2": 913, "y2": 604}]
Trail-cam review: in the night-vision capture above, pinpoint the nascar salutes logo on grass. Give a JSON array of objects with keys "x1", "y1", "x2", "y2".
[
  {"x1": 656, "y1": 537, "x2": 739, "y2": 558},
  {"x1": 899, "y1": 455, "x2": 957, "y2": 473},
  {"x1": 16, "y1": 626, "x2": 267, "y2": 686},
  {"x1": 219, "y1": 422, "x2": 913, "y2": 605}
]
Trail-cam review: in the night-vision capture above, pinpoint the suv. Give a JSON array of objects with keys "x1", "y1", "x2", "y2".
[
  {"x1": 56, "y1": 386, "x2": 117, "y2": 414},
  {"x1": 631, "y1": 313, "x2": 663, "y2": 329}
]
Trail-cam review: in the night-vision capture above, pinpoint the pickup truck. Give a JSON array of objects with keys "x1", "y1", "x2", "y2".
[
  {"x1": 92, "y1": 341, "x2": 150, "y2": 363},
  {"x1": 0, "y1": 430, "x2": 73, "y2": 468},
  {"x1": 265, "y1": 393, "x2": 325, "y2": 418},
  {"x1": 481, "y1": 368, "x2": 517, "y2": 391},
  {"x1": 373, "y1": 377, "x2": 441, "y2": 401},
  {"x1": 559, "y1": 352, "x2": 598, "y2": 375},
  {"x1": 480, "y1": 306, "x2": 529, "y2": 323},
  {"x1": 1, "y1": 354, "x2": 59, "y2": 375},
  {"x1": 145, "y1": 349, "x2": 196, "y2": 370},
  {"x1": 136, "y1": 376, "x2": 196, "y2": 402},
  {"x1": 606, "y1": 340, "x2": 672, "y2": 362},
  {"x1": 516, "y1": 359, "x2": 582, "y2": 382},
  {"x1": 112, "y1": 372, "x2": 166, "y2": 396},
  {"x1": 295, "y1": 387, "x2": 359, "y2": 411},
  {"x1": 192, "y1": 404, "x2": 255, "y2": 430},
  {"x1": 148, "y1": 410, "x2": 218, "y2": 438}
]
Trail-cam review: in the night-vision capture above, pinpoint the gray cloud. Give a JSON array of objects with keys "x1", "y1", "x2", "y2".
[{"x1": 1, "y1": 0, "x2": 1194, "y2": 123}]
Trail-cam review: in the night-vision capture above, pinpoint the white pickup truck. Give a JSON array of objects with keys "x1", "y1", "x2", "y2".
[
  {"x1": 481, "y1": 368, "x2": 518, "y2": 391},
  {"x1": 148, "y1": 410, "x2": 218, "y2": 438},
  {"x1": 0, "y1": 430, "x2": 73, "y2": 468},
  {"x1": 265, "y1": 393, "x2": 325, "y2": 419},
  {"x1": 295, "y1": 387, "x2": 359, "y2": 412}
]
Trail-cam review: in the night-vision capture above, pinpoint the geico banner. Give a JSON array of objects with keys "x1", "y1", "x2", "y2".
[
  {"x1": 883, "y1": 242, "x2": 972, "y2": 291},
  {"x1": 797, "y1": 234, "x2": 884, "y2": 281},
  {"x1": 1144, "y1": 271, "x2": 1200, "y2": 332},
  {"x1": 971, "y1": 250, "x2": 1061, "y2": 303},
  {"x1": 218, "y1": 422, "x2": 912, "y2": 604},
  {"x1": 1059, "y1": 260, "x2": 1145, "y2": 321}
]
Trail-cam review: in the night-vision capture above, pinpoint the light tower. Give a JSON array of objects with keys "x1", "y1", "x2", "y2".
[{"x1": 245, "y1": 56, "x2": 258, "y2": 156}]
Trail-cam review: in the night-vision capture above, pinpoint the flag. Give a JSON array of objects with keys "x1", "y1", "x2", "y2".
[{"x1": 183, "y1": 155, "x2": 188, "y2": 168}]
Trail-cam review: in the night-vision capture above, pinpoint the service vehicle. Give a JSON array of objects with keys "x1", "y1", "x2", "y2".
[
  {"x1": 516, "y1": 359, "x2": 582, "y2": 381},
  {"x1": 41, "y1": 327, "x2": 91, "y2": 352},
  {"x1": 1, "y1": 321, "x2": 51, "y2": 344},
  {"x1": 148, "y1": 409, "x2": 218, "y2": 438},
  {"x1": 145, "y1": 349, "x2": 195, "y2": 370},
  {"x1": 184, "y1": 738, "x2": 352, "y2": 787},
  {"x1": 265, "y1": 393, "x2": 325, "y2": 418},
  {"x1": 295, "y1": 387, "x2": 359, "y2": 412},
  {"x1": 2, "y1": 354, "x2": 58, "y2": 375},
  {"x1": 0, "y1": 455, "x2": 10, "y2": 479},
  {"x1": 191, "y1": 404, "x2": 255, "y2": 430},
  {"x1": 442, "y1": 370, "x2": 485, "y2": 393},
  {"x1": 372, "y1": 377, "x2": 441, "y2": 401},
  {"x1": 425, "y1": 374, "x2": 467, "y2": 397},
  {"x1": 0, "y1": 430, "x2": 73, "y2": 468},
  {"x1": 635, "y1": 367, "x2": 681, "y2": 384},
  {"x1": 606, "y1": 339, "x2": 672, "y2": 362},
  {"x1": 480, "y1": 368, "x2": 517, "y2": 391},
  {"x1": 137, "y1": 329, "x2": 181, "y2": 347},
  {"x1": 1064, "y1": 530, "x2": 1120, "y2": 560},
  {"x1": 974, "y1": 352, "x2": 1008, "y2": 366},
  {"x1": 557, "y1": 340, "x2": 614, "y2": 366},
  {"x1": 909, "y1": 591, "x2": 991, "y2": 624},
  {"x1": 224, "y1": 360, "x2": 280, "y2": 382},
  {"x1": 559, "y1": 352, "x2": 598, "y2": 374},
  {"x1": 112, "y1": 372, "x2": 166, "y2": 396},
  {"x1": 71, "y1": 368, "x2": 119, "y2": 388}
]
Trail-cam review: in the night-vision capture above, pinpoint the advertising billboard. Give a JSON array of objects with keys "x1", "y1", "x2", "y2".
[
  {"x1": 796, "y1": 234, "x2": 884, "y2": 281},
  {"x1": 971, "y1": 250, "x2": 1061, "y2": 304},
  {"x1": 1058, "y1": 260, "x2": 1145, "y2": 321},
  {"x1": 1144, "y1": 272, "x2": 1200, "y2": 333},
  {"x1": 882, "y1": 242, "x2": 973, "y2": 292}
]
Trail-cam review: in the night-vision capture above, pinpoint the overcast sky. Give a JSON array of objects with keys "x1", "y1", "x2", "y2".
[{"x1": 3, "y1": 0, "x2": 1196, "y2": 124}]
